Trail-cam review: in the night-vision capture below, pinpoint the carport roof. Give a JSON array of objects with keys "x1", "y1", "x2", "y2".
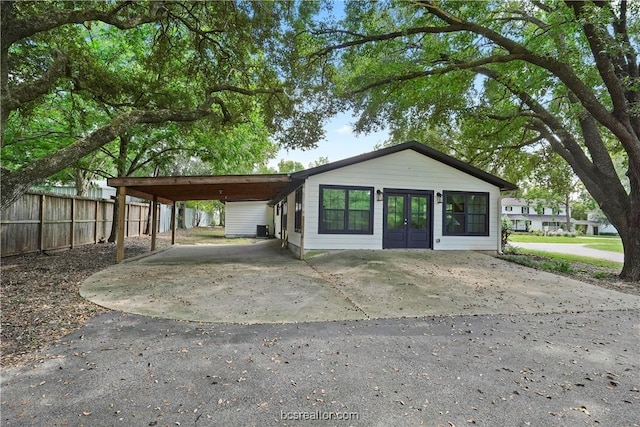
[{"x1": 107, "y1": 174, "x2": 292, "y2": 204}]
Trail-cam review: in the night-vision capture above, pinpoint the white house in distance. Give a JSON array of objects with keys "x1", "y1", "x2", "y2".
[
  {"x1": 230, "y1": 141, "x2": 517, "y2": 257},
  {"x1": 501, "y1": 197, "x2": 570, "y2": 232},
  {"x1": 573, "y1": 211, "x2": 619, "y2": 236}
]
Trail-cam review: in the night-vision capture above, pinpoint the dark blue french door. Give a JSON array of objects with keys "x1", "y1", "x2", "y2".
[{"x1": 383, "y1": 191, "x2": 432, "y2": 249}]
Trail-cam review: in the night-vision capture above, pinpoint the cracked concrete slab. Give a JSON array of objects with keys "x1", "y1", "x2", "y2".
[{"x1": 80, "y1": 240, "x2": 640, "y2": 323}]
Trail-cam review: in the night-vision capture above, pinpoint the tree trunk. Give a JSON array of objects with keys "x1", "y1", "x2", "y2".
[
  {"x1": 108, "y1": 134, "x2": 129, "y2": 243},
  {"x1": 108, "y1": 187, "x2": 120, "y2": 243},
  {"x1": 144, "y1": 201, "x2": 152, "y2": 235},
  {"x1": 74, "y1": 168, "x2": 91, "y2": 197},
  {"x1": 619, "y1": 192, "x2": 640, "y2": 282},
  {"x1": 619, "y1": 227, "x2": 640, "y2": 282},
  {"x1": 177, "y1": 202, "x2": 185, "y2": 229},
  {"x1": 564, "y1": 194, "x2": 571, "y2": 231}
]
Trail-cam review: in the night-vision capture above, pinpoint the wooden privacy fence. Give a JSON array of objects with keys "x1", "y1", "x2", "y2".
[{"x1": 0, "y1": 191, "x2": 159, "y2": 257}]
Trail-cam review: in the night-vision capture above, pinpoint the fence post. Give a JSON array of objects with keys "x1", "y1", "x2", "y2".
[
  {"x1": 94, "y1": 200, "x2": 99, "y2": 243},
  {"x1": 70, "y1": 197, "x2": 75, "y2": 249},
  {"x1": 39, "y1": 194, "x2": 46, "y2": 252}
]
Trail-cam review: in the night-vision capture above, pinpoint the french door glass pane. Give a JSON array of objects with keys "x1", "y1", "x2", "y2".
[
  {"x1": 387, "y1": 195, "x2": 404, "y2": 230},
  {"x1": 411, "y1": 196, "x2": 427, "y2": 229}
]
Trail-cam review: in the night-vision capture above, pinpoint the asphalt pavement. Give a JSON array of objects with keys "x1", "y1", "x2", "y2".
[{"x1": 2, "y1": 309, "x2": 639, "y2": 426}]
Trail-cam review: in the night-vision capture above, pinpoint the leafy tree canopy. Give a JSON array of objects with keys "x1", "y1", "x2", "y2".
[{"x1": 1, "y1": 1, "x2": 331, "y2": 209}]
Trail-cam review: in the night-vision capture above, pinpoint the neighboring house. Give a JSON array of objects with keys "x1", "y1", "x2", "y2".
[
  {"x1": 265, "y1": 141, "x2": 517, "y2": 257},
  {"x1": 501, "y1": 198, "x2": 570, "y2": 232},
  {"x1": 573, "y1": 211, "x2": 619, "y2": 236}
]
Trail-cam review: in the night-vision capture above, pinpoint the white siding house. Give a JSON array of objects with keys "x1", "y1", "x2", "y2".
[
  {"x1": 224, "y1": 201, "x2": 273, "y2": 237},
  {"x1": 272, "y1": 142, "x2": 517, "y2": 257},
  {"x1": 501, "y1": 198, "x2": 570, "y2": 232}
]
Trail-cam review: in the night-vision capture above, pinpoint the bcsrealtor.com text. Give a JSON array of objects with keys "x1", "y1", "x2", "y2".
[{"x1": 280, "y1": 410, "x2": 360, "y2": 421}]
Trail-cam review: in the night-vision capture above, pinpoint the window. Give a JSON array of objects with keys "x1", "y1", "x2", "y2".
[
  {"x1": 294, "y1": 187, "x2": 303, "y2": 232},
  {"x1": 505, "y1": 206, "x2": 513, "y2": 212},
  {"x1": 521, "y1": 206, "x2": 529, "y2": 214},
  {"x1": 319, "y1": 185, "x2": 373, "y2": 234},
  {"x1": 443, "y1": 191, "x2": 489, "y2": 236}
]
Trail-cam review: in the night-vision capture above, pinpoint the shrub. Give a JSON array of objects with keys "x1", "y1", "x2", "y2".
[
  {"x1": 501, "y1": 215, "x2": 513, "y2": 250},
  {"x1": 553, "y1": 260, "x2": 574, "y2": 273},
  {"x1": 502, "y1": 244, "x2": 520, "y2": 255}
]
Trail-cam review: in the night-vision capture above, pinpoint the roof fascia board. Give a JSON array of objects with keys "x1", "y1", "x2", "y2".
[
  {"x1": 108, "y1": 174, "x2": 290, "y2": 187},
  {"x1": 269, "y1": 178, "x2": 305, "y2": 205}
]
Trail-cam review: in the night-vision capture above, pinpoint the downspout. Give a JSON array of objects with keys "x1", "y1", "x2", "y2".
[
  {"x1": 497, "y1": 192, "x2": 503, "y2": 254},
  {"x1": 299, "y1": 207, "x2": 305, "y2": 260}
]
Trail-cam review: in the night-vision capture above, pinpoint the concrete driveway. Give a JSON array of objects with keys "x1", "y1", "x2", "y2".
[{"x1": 80, "y1": 240, "x2": 640, "y2": 323}]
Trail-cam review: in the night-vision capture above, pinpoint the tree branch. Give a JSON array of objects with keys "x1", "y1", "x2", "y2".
[
  {"x1": 4, "y1": 3, "x2": 166, "y2": 47},
  {"x1": 348, "y1": 54, "x2": 527, "y2": 95},
  {"x1": 417, "y1": 0, "x2": 639, "y2": 157},
  {"x1": 309, "y1": 24, "x2": 466, "y2": 59},
  {"x1": 1, "y1": 103, "x2": 214, "y2": 211},
  {"x1": 2, "y1": 50, "x2": 69, "y2": 115},
  {"x1": 566, "y1": 1, "x2": 629, "y2": 121}
]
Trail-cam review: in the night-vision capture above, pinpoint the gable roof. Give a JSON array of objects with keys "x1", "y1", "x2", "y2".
[{"x1": 291, "y1": 141, "x2": 518, "y2": 190}]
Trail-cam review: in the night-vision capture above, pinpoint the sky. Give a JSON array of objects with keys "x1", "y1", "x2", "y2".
[{"x1": 268, "y1": 111, "x2": 390, "y2": 169}]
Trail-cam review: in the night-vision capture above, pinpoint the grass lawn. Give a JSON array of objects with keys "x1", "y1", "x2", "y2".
[
  {"x1": 509, "y1": 234, "x2": 621, "y2": 245},
  {"x1": 583, "y1": 242, "x2": 624, "y2": 253},
  {"x1": 175, "y1": 226, "x2": 256, "y2": 245},
  {"x1": 499, "y1": 246, "x2": 624, "y2": 284},
  {"x1": 517, "y1": 248, "x2": 623, "y2": 269}
]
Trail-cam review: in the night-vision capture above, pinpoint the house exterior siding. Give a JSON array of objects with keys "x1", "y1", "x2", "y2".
[
  {"x1": 302, "y1": 150, "x2": 501, "y2": 252},
  {"x1": 224, "y1": 201, "x2": 272, "y2": 237},
  {"x1": 501, "y1": 198, "x2": 570, "y2": 232},
  {"x1": 286, "y1": 190, "x2": 302, "y2": 253}
]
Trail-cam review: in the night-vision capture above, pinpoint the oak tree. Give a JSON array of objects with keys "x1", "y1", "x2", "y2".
[{"x1": 1, "y1": 1, "x2": 326, "y2": 210}]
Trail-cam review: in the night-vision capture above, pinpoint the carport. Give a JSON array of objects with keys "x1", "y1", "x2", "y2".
[{"x1": 107, "y1": 174, "x2": 292, "y2": 262}]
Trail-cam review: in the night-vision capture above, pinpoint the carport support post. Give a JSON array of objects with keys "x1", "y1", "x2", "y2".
[
  {"x1": 116, "y1": 187, "x2": 127, "y2": 263},
  {"x1": 171, "y1": 201, "x2": 176, "y2": 245},
  {"x1": 151, "y1": 196, "x2": 158, "y2": 252}
]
